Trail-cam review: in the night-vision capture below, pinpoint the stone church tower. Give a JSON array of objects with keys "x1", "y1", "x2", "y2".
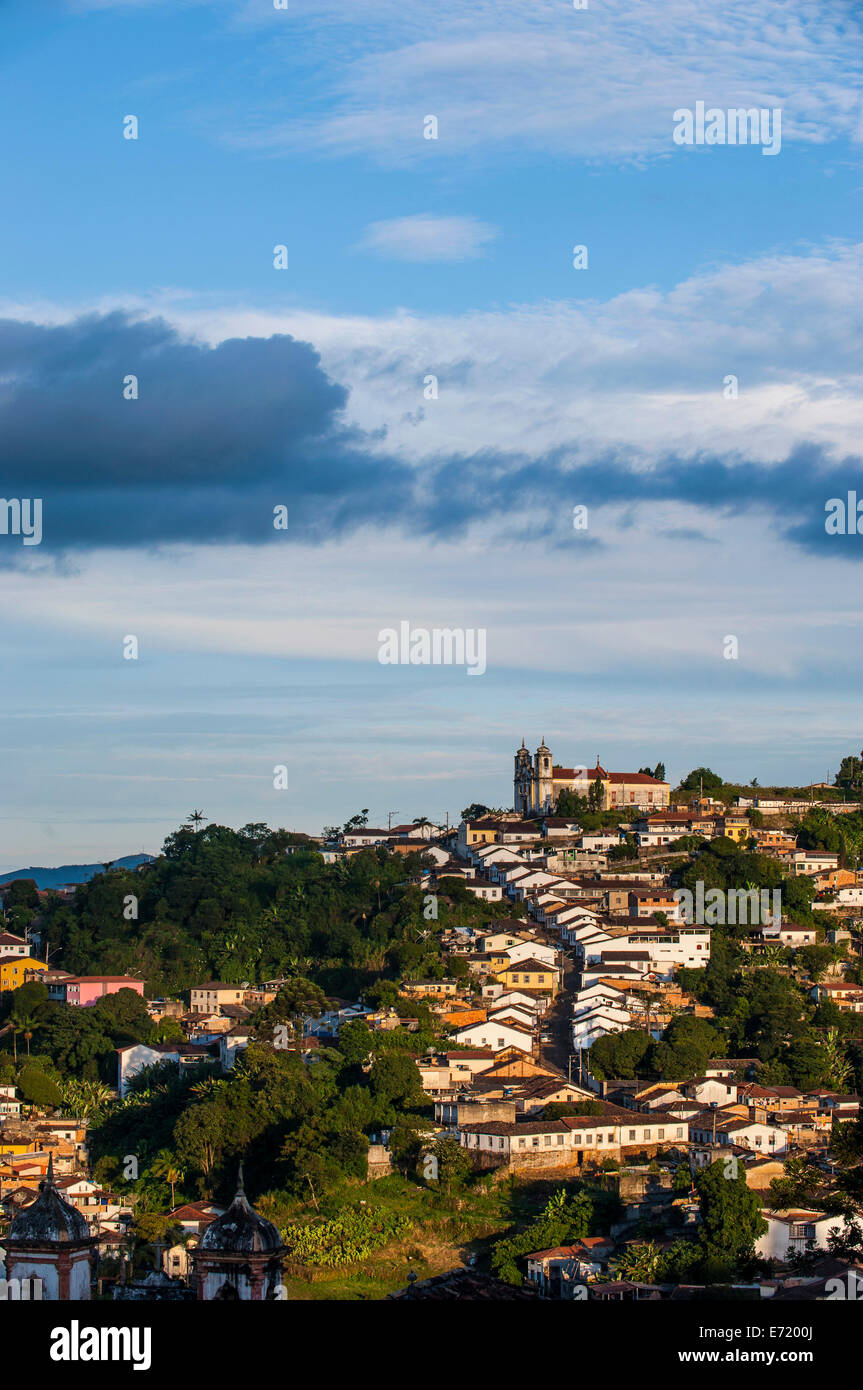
[
  {"x1": 513, "y1": 740, "x2": 554, "y2": 814},
  {"x1": 2, "y1": 1154, "x2": 97, "y2": 1299},
  {"x1": 534, "y1": 739, "x2": 553, "y2": 812},
  {"x1": 513, "y1": 740, "x2": 533, "y2": 814},
  {"x1": 195, "y1": 1166, "x2": 285, "y2": 1301}
]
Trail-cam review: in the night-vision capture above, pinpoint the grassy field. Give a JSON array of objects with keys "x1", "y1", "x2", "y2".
[{"x1": 277, "y1": 1171, "x2": 572, "y2": 1301}]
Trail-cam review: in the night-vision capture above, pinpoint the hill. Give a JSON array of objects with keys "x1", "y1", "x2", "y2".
[{"x1": 0, "y1": 853, "x2": 155, "y2": 889}]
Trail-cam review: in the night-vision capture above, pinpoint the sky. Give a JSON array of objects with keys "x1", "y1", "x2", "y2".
[{"x1": 0, "y1": 0, "x2": 861, "y2": 868}]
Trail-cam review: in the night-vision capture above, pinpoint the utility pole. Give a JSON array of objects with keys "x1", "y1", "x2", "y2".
[{"x1": 387, "y1": 810, "x2": 399, "y2": 831}]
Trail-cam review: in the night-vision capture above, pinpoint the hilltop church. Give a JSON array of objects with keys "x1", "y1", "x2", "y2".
[{"x1": 513, "y1": 740, "x2": 671, "y2": 815}]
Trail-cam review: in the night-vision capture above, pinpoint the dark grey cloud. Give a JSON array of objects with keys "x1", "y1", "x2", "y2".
[
  {"x1": 0, "y1": 311, "x2": 414, "y2": 552},
  {"x1": 420, "y1": 442, "x2": 863, "y2": 559},
  {"x1": 0, "y1": 312, "x2": 860, "y2": 562}
]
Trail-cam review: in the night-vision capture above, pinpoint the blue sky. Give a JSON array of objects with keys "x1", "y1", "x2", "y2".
[{"x1": 0, "y1": 0, "x2": 862, "y2": 867}]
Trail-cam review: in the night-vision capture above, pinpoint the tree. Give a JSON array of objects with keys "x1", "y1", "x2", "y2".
[
  {"x1": 429, "y1": 1135, "x2": 472, "y2": 1193},
  {"x1": 4, "y1": 878, "x2": 39, "y2": 909},
  {"x1": 696, "y1": 1159, "x2": 767, "y2": 1277},
  {"x1": 151, "y1": 1016, "x2": 185, "y2": 1044},
  {"x1": 638, "y1": 763, "x2": 665, "y2": 782},
  {"x1": 388, "y1": 1116, "x2": 432, "y2": 1176},
  {"x1": 9, "y1": 980, "x2": 49, "y2": 1019},
  {"x1": 461, "y1": 803, "x2": 490, "y2": 822},
  {"x1": 822, "y1": 1027, "x2": 853, "y2": 1091},
  {"x1": 543, "y1": 1100, "x2": 604, "y2": 1118},
  {"x1": 589, "y1": 1028, "x2": 652, "y2": 1080},
  {"x1": 93, "y1": 988, "x2": 152, "y2": 1044},
  {"x1": 59, "y1": 1077, "x2": 113, "y2": 1120},
  {"x1": 17, "y1": 1066, "x2": 63, "y2": 1108},
  {"x1": 185, "y1": 810, "x2": 209, "y2": 833},
  {"x1": 649, "y1": 1015, "x2": 723, "y2": 1080},
  {"x1": 173, "y1": 1101, "x2": 225, "y2": 1179},
  {"x1": 588, "y1": 778, "x2": 604, "y2": 812},
  {"x1": 555, "y1": 789, "x2": 588, "y2": 818},
  {"x1": 343, "y1": 809, "x2": 370, "y2": 832},
  {"x1": 369, "y1": 1053, "x2": 425, "y2": 1115},
  {"x1": 835, "y1": 753, "x2": 863, "y2": 795},
  {"x1": 678, "y1": 768, "x2": 723, "y2": 793},
  {"x1": 615, "y1": 1241, "x2": 661, "y2": 1282},
  {"x1": 767, "y1": 1156, "x2": 830, "y2": 1212},
  {"x1": 491, "y1": 1187, "x2": 594, "y2": 1285},
  {"x1": 256, "y1": 977, "x2": 330, "y2": 1051},
  {"x1": 150, "y1": 1150, "x2": 185, "y2": 1207},
  {"x1": 336, "y1": 1019, "x2": 374, "y2": 1067}
]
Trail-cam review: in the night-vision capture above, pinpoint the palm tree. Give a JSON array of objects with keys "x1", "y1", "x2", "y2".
[
  {"x1": 190, "y1": 1076, "x2": 225, "y2": 1102},
  {"x1": 150, "y1": 1151, "x2": 185, "y2": 1208},
  {"x1": 822, "y1": 1027, "x2": 853, "y2": 1091},
  {"x1": 58, "y1": 1078, "x2": 104, "y2": 1119},
  {"x1": 186, "y1": 810, "x2": 208, "y2": 833}
]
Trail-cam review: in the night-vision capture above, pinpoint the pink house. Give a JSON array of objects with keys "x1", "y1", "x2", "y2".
[{"x1": 62, "y1": 976, "x2": 144, "y2": 1007}]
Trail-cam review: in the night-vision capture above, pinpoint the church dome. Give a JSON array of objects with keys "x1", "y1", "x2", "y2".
[
  {"x1": 8, "y1": 1156, "x2": 90, "y2": 1245},
  {"x1": 200, "y1": 1167, "x2": 282, "y2": 1255}
]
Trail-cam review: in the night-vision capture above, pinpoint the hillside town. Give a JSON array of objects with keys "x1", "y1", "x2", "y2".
[{"x1": 1, "y1": 745, "x2": 863, "y2": 1304}]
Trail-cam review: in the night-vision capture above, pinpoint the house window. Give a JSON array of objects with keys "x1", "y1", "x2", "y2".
[
  {"x1": 658, "y1": 1129, "x2": 665, "y2": 1139},
  {"x1": 676, "y1": 1128, "x2": 684, "y2": 1139},
  {"x1": 544, "y1": 1135, "x2": 551, "y2": 1146},
  {"x1": 557, "y1": 1135, "x2": 564, "y2": 1145},
  {"x1": 644, "y1": 1131, "x2": 651, "y2": 1140},
  {"x1": 519, "y1": 1138, "x2": 526, "y2": 1149},
  {"x1": 629, "y1": 1130, "x2": 636, "y2": 1140},
  {"x1": 585, "y1": 1135, "x2": 594, "y2": 1144}
]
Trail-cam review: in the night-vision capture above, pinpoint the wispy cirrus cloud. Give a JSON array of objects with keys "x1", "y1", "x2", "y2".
[
  {"x1": 218, "y1": 0, "x2": 863, "y2": 164},
  {"x1": 357, "y1": 213, "x2": 498, "y2": 262}
]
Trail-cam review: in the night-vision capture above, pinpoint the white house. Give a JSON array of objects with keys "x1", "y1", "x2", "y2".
[
  {"x1": 451, "y1": 1020, "x2": 535, "y2": 1052},
  {"x1": 487, "y1": 1006, "x2": 536, "y2": 1030},
  {"x1": 681, "y1": 1077, "x2": 739, "y2": 1106},
  {"x1": 688, "y1": 1116, "x2": 787, "y2": 1155},
  {"x1": 579, "y1": 833, "x2": 624, "y2": 850},
  {"x1": 462, "y1": 879, "x2": 503, "y2": 901},
  {"x1": 0, "y1": 932, "x2": 29, "y2": 958},
  {"x1": 55, "y1": 1177, "x2": 133, "y2": 1235},
  {"x1": 571, "y1": 1007, "x2": 631, "y2": 1049},
  {"x1": 503, "y1": 940, "x2": 558, "y2": 967},
  {"x1": 756, "y1": 1209, "x2": 846, "y2": 1262},
  {"x1": 116, "y1": 1042, "x2": 214, "y2": 1098},
  {"x1": 477, "y1": 928, "x2": 530, "y2": 951},
  {"x1": 340, "y1": 827, "x2": 391, "y2": 847},
  {"x1": 788, "y1": 851, "x2": 840, "y2": 877}
]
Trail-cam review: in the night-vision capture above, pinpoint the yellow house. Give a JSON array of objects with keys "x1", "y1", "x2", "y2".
[
  {"x1": 462, "y1": 820, "x2": 499, "y2": 847},
  {"x1": 0, "y1": 956, "x2": 48, "y2": 992},
  {"x1": 498, "y1": 959, "x2": 558, "y2": 995}
]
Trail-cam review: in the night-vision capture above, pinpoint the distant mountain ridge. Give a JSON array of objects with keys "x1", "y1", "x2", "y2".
[{"x1": 0, "y1": 854, "x2": 155, "y2": 890}]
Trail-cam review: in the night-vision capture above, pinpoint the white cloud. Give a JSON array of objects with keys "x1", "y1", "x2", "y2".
[
  {"x1": 357, "y1": 213, "x2": 498, "y2": 262},
  {"x1": 226, "y1": 0, "x2": 863, "y2": 163},
  {"x1": 47, "y1": 242, "x2": 859, "y2": 466}
]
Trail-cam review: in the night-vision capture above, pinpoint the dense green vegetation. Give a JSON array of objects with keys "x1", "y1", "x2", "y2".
[{"x1": 616, "y1": 1158, "x2": 767, "y2": 1284}]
